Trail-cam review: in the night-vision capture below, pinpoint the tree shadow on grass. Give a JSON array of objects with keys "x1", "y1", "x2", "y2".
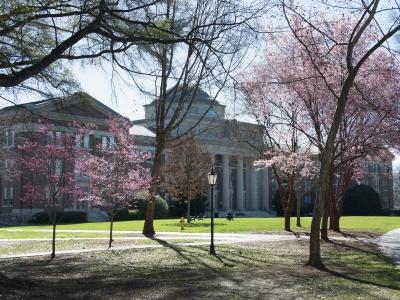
[
  {"x1": 317, "y1": 264, "x2": 400, "y2": 291},
  {"x1": 148, "y1": 236, "x2": 237, "y2": 270},
  {"x1": 327, "y1": 239, "x2": 394, "y2": 264}
]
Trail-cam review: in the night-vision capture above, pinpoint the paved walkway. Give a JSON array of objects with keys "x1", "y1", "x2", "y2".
[{"x1": 378, "y1": 228, "x2": 400, "y2": 266}]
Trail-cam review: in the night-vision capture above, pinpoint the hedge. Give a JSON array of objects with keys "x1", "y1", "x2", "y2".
[{"x1": 30, "y1": 211, "x2": 88, "y2": 224}]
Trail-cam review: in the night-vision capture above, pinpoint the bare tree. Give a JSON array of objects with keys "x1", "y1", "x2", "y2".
[
  {"x1": 113, "y1": 0, "x2": 267, "y2": 235},
  {"x1": 2, "y1": 0, "x2": 264, "y2": 99},
  {"x1": 161, "y1": 134, "x2": 210, "y2": 222}
]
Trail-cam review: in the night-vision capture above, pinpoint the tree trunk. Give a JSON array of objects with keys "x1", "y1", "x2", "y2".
[
  {"x1": 307, "y1": 79, "x2": 352, "y2": 267},
  {"x1": 321, "y1": 202, "x2": 330, "y2": 241},
  {"x1": 109, "y1": 214, "x2": 114, "y2": 249},
  {"x1": 332, "y1": 214, "x2": 341, "y2": 232},
  {"x1": 296, "y1": 191, "x2": 301, "y2": 227},
  {"x1": 284, "y1": 209, "x2": 291, "y2": 231},
  {"x1": 331, "y1": 168, "x2": 352, "y2": 233},
  {"x1": 186, "y1": 200, "x2": 191, "y2": 223},
  {"x1": 143, "y1": 145, "x2": 164, "y2": 236},
  {"x1": 51, "y1": 209, "x2": 56, "y2": 258}
]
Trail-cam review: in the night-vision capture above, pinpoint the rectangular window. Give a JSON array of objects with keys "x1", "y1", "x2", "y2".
[
  {"x1": 304, "y1": 180, "x2": 311, "y2": 192},
  {"x1": 75, "y1": 134, "x2": 81, "y2": 148},
  {"x1": 83, "y1": 134, "x2": 90, "y2": 149},
  {"x1": 55, "y1": 160, "x2": 62, "y2": 176},
  {"x1": 75, "y1": 161, "x2": 80, "y2": 176},
  {"x1": 9, "y1": 187, "x2": 13, "y2": 206},
  {"x1": 47, "y1": 131, "x2": 54, "y2": 145},
  {"x1": 55, "y1": 131, "x2": 62, "y2": 146},
  {"x1": 109, "y1": 136, "x2": 115, "y2": 149},
  {"x1": 2, "y1": 186, "x2": 13, "y2": 206},
  {"x1": 47, "y1": 159, "x2": 52, "y2": 173},
  {"x1": 4, "y1": 130, "x2": 15, "y2": 147},
  {"x1": 3, "y1": 187, "x2": 7, "y2": 205},
  {"x1": 4, "y1": 159, "x2": 15, "y2": 171},
  {"x1": 101, "y1": 136, "x2": 108, "y2": 150}
]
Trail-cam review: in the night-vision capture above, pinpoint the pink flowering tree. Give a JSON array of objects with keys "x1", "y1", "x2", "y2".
[
  {"x1": 243, "y1": 15, "x2": 400, "y2": 237},
  {"x1": 255, "y1": 150, "x2": 318, "y2": 231},
  {"x1": 19, "y1": 123, "x2": 80, "y2": 258},
  {"x1": 79, "y1": 117, "x2": 151, "y2": 248},
  {"x1": 242, "y1": 61, "x2": 318, "y2": 231}
]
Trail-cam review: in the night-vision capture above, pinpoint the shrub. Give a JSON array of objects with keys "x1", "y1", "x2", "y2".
[
  {"x1": 169, "y1": 196, "x2": 208, "y2": 217},
  {"x1": 343, "y1": 184, "x2": 382, "y2": 216},
  {"x1": 114, "y1": 193, "x2": 169, "y2": 221},
  {"x1": 114, "y1": 209, "x2": 143, "y2": 221},
  {"x1": 31, "y1": 211, "x2": 88, "y2": 224}
]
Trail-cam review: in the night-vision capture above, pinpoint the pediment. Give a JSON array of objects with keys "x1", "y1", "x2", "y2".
[{"x1": 40, "y1": 92, "x2": 121, "y2": 120}]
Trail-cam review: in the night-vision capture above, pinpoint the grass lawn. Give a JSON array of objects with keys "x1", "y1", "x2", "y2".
[
  {"x1": 0, "y1": 216, "x2": 398, "y2": 238},
  {"x1": 1, "y1": 238, "x2": 399, "y2": 299}
]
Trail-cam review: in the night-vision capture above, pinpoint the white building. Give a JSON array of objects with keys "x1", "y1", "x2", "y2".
[{"x1": 133, "y1": 88, "x2": 274, "y2": 217}]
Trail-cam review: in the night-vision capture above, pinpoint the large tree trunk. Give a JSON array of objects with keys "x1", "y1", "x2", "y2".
[
  {"x1": 186, "y1": 200, "x2": 191, "y2": 223},
  {"x1": 307, "y1": 79, "x2": 352, "y2": 267},
  {"x1": 51, "y1": 209, "x2": 56, "y2": 259},
  {"x1": 143, "y1": 143, "x2": 164, "y2": 236},
  {"x1": 284, "y1": 208, "x2": 291, "y2": 231}
]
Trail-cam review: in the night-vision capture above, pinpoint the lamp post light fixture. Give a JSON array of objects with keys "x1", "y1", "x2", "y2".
[{"x1": 208, "y1": 165, "x2": 217, "y2": 255}]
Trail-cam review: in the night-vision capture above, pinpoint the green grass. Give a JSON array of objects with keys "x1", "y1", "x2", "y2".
[{"x1": 0, "y1": 216, "x2": 398, "y2": 239}]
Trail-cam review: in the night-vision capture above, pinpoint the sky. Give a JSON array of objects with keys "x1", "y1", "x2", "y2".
[
  {"x1": 1, "y1": 0, "x2": 399, "y2": 168},
  {"x1": 72, "y1": 62, "x2": 147, "y2": 121}
]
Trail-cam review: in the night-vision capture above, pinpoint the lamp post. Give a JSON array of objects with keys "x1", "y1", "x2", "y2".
[{"x1": 208, "y1": 165, "x2": 217, "y2": 255}]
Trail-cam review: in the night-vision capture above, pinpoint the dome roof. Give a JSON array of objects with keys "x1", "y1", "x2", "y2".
[
  {"x1": 148, "y1": 85, "x2": 218, "y2": 106},
  {"x1": 167, "y1": 86, "x2": 213, "y2": 103}
]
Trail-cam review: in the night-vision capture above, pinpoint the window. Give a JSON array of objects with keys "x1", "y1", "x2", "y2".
[
  {"x1": 47, "y1": 131, "x2": 54, "y2": 145},
  {"x1": 55, "y1": 160, "x2": 62, "y2": 176},
  {"x1": 4, "y1": 130, "x2": 14, "y2": 147},
  {"x1": 109, "y1": 136, "x2": 115, "y2": 149},
  {"x1": 4, "y1": 159, "x2": 15, "y2": 170},
  {"x1": 304, "y1": 180, "x2": 311, "y2": 192},
  {"x1": 75, "y1": 161, "x2": 80, "y2": 176},
  {"x1": 2, "y1": 186, "x2": 13, "y2": 206},
  {"x1": 3, "y1": 188, "x2": 7, "y2": 205},
  {"x1": 373, "y1": 175, "x2": 379, "y2": 191},
  {"x1": 9, "y1": 187, "x2": 13, "y2": 205},
  {"x1": 83, "y1": 134, "x2": 90, "y2": 149},
  {"x1": 55, "y1": 131, "x2": 62, "y2": 146},
  {"x1": 75, "y1": 134, "x2": 81, "y2": 147},
  {"x1": 101, "y1": 136, "x2": 108, "y2": 150}
]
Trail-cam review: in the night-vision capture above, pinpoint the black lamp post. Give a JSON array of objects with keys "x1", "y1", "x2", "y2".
[{"x1": 208, "y1": 165, "x2": 217, "y2": 255}]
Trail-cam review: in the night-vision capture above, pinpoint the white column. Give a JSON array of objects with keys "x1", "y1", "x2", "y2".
[
  {"x1": 262, "y1": 167, "x2": 269, "y2": 210},
  {"x1": 250, "y1": 160, "x2": 258, "y2": 210},
  {"x1": 222, "y1": 155, "x2": 230, "y2": 210},
  {"x1": 245, "y1": 159, "x2": 251, "y2": 209},
  {"x1": 237, "y1": 157, "x2": 245, "y2": 210}
]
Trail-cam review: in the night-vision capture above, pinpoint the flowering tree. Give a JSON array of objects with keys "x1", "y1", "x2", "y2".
[
  {"x1": 242, "y1": 73, "x2": 318, "y2": 231},
  {"x1": 161, "y1": 134, "x2": 211, "y2": 222},
  {"x1": 244, "y1": 0, "x2": 400, "y2": 266},
  {"x1": 19, "y1": 123, "x2": 79, "y2": 258},
  {"x1": 79, "y1": 117, "x2": 151, "y2": 248},
  {"x1": 255, "y1": 150, "x2": 318, "y2": 231}
]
